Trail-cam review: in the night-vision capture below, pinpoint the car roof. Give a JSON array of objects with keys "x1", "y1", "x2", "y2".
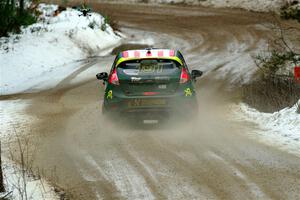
[{"x1": 115, "y1": 49, "x2": 183, "y2": 67}]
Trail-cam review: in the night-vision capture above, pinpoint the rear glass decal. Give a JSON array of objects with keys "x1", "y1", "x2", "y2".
[
  {"x1": 119, "y1": 59, "x2": 180, "y2": 76},
  {"x1": 123, "y1": 69, "x2": 139, "y2": 76},
  {"x1": 139, "y1": 60, "x2": 163, "y2": 73}
]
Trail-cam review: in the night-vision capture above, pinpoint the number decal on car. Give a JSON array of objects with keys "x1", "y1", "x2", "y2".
[{"x1": 139, "y1": 64, "x2": 163, "y2": 73}]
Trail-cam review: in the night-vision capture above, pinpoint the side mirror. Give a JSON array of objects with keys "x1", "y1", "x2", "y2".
[
  {"x1": 96, "y1": 72, "x2": 108, "y2": 81},
  {"x1": 191, "y1": 70, "x2": 203, "y2": 80}
]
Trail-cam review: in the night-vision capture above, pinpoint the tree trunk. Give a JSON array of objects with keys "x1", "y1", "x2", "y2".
[
  {"x1": 19, "y1": 0, "x2": 24, "y2": 15},
  {"x1": 0, "y1": 141, "x2": 5, "y2": 193}
]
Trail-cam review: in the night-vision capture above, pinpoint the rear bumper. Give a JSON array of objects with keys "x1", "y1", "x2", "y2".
[{"x1": 102, "y1": 93, "x2": 198, "y2": 117}]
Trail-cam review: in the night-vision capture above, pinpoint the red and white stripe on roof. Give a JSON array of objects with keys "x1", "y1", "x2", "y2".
[
  {"x1": 116, "y1": 49, "x2": 181, "y2": 67},
  {"x1": 122, "y1": 49, "x2": 175, "y2": 58}
]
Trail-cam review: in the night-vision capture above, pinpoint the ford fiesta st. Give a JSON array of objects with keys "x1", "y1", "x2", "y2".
[{"x1": 96, "y1": 48, "x2": 203, "y2": 123}]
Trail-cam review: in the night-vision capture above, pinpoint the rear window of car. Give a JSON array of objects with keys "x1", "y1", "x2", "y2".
[{"x1": 118, "y1": 59, "x2": 180, "y2": 75}]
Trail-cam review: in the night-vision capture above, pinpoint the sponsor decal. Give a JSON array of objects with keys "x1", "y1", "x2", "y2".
[
  {"x1": 131, "y1": 77, "x2": 142, "y2": 82},
  {"x1": 184, "y1": 88, "x2": 193, "y2": 97},
  {"x1": 107, "y1": 90, "x2": 113, "y2": 99},
  {"x1": 123, "y1": 69, "x2": 139, "y2": 76},
  {"x1": 155, "y1": 76, "x2": 170, "y2": 81}
]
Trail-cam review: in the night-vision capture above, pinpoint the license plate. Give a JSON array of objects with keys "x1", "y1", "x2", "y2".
[
  {"x1": 128, "y1": 99, "x2": 166, "y2": 107},
  {"x1": 143, "y1": 120, "x2": 159, "y2": 124}
]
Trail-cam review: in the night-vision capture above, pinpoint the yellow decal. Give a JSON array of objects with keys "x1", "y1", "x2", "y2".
[
  {"x1": 184, "y1": 88, "x2": 193, "y2": 97},
  {"x1": 107, "y1": 90, "x2": 113, "y2": 99}
]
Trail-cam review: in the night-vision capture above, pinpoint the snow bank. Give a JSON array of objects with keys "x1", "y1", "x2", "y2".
[
  {"x1": 0, "y1": 4, "x2": 122, "y2": 95},
  {"x1": 0, "y1": 99, "x2": 34, "y2": 141},
  {"x1": 1, "y1": 157, "x2": 59, "y2": 200},
  {"x1": 106, "y1": 0, "x2": 286, "y2": 12},
  {"x1": 233, "y1": 100, "x2": 300, "y2": 156},
  {"x1": 0, "y1": 99, "x2": 59, "y2": 199}
]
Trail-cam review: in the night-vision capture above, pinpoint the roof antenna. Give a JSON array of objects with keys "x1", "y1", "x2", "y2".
[{"x1": 146, "y1": 48, "x2": 152, "y2": 55}]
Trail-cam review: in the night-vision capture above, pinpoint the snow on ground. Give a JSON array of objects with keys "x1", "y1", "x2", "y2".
[
  {"x1": 105, "y1": 0, "x2": 286, "y2": 12},
  {"x1": 0, "y1": 99, "x2": 34, "y2": 142},
  {"x1": 0, "y1": 99, "x2": 59, "y2": 199},
  {"x1": 0, "y1": 99, "x2": 55, "y2": 199},
  {"x1": 0, "y1": 3, "x2": 122, "y2": 95},
  {"x1": 1, "y1": 157, "x2": 59, "y2": 200},
  {"x1": 233, "y1": 100, "x2": 300, "y2": 157}
]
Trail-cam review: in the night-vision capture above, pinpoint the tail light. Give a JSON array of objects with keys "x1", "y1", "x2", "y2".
[
  {"x1": 109, "y1": 68, "x2": 119, "y2": 85},
  {"x1": 180, "y1": 67, "x2": 190, "y2": 84}
]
